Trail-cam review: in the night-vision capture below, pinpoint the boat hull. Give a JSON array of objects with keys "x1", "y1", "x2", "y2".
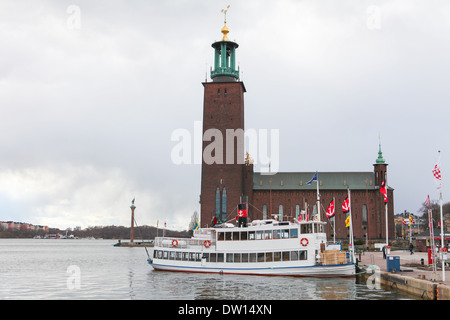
[{"x1": 149, "y1": 261, "x2": 356, "y2": 278}]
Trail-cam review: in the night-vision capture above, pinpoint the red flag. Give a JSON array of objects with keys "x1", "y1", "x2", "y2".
[
  {"x1": 326, "y1": 199, "x2": 335, "y2": 218},
  {"x1": 342, "y1": 196, "x2": 350, "y2": 213},
  {"x1": 425, "y1": 195, "x2": 431, "y2": 208},
  {"x1": 433, "y1": 154, "x2": 442, "y2": 191},
  {"x1": 380, "y1": 181, "x2": 388, "y2": 203}
]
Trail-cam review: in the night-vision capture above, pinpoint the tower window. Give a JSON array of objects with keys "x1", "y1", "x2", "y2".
[
  {"x1": 215, "y1": 187, "x2": 221, "y2": 221},
  {"x1": 221, "y1": 187, "x2": 227, "y2": 223},
  {"x1": 224, "y1": 89, "x2": 227, "y2": 97},
  {"x1": 217, "y1": 89, "x2": 220, "y2": 97}
]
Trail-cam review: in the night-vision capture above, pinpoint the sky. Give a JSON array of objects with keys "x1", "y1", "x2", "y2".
[{"x1": 1, "y1": 0, "x2": 449, "y2": 230}]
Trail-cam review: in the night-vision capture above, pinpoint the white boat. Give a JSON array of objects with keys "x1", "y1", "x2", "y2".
[{"x1": 148, "y1": 218, "x2": 356, "y2": 277}]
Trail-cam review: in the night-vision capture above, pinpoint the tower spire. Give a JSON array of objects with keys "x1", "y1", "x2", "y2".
[
  {"x1": 220, "y1": 5, "x2": 231, "y2": 41},
  {"x1": 375, "y1": 135, "x2": 386, "y2": 164},
  {"x1": 211, "y1": 5, "x2": 240, "y2": 81}
]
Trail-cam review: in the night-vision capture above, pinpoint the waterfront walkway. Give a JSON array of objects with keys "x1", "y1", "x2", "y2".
[
  {"x1": 358, "y1": 249, "x2": 450, "y2": 299},
  {"x1": 358, "y1": 250, "x2": 450, "y2": 284}
]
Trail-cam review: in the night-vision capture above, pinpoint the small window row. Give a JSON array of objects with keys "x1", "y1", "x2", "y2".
[
  {"x1": 217, "y1": 228, "x2": 299, "y2": 241},
  {"x1": 154, "y1": 250, "x2": 308, "y2": 263}
]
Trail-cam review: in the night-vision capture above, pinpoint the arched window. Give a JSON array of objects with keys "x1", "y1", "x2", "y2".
[
  {"x1": 279, "y1": 204, "x2": 284, "y2": 221},
  {"x1": 215, "y1": 187, "x2": 221, "y2": 221},
  {"x1": 362, "y1": 204, "x2": 368, "y2": 223}
]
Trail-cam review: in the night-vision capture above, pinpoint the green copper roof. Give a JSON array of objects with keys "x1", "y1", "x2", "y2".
[
  {"x1": 253, "y1": 172, "x2": 378, "y2": 191},
  {"x1": 375, "y1": 143, "x2": 386, "y2": 164}
]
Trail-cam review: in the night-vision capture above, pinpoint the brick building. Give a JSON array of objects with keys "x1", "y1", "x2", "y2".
[{"x1": 199, "y1": 21, "x2": 394, "y2": 242}]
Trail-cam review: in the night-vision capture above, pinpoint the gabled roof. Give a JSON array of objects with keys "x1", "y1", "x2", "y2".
[{"x1": 253, "y1": 171, "x2": 384, "y2": 191}]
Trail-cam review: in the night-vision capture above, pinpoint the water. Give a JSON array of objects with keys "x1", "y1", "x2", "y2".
[{"x1": 0, "y1": 239, "x2": 417, "y2": 300}]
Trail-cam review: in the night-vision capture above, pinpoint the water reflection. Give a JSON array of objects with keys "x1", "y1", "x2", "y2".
[
  {"x1": 145, "y1": 270, "x2": 405, "y2": 300},
  {"x1": 0, "y1": 240, "x2": 416, "y2": 300}
]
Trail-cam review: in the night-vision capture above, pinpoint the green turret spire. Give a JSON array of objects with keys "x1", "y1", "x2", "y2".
[
  {"x1": 375, "y1": 140, "x2": 386, "y2": 164},
  {"x1": 210, "y1": 7, "x2": 239, "y2": 81}
]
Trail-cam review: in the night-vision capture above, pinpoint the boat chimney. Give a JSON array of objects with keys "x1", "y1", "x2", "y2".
[{"x1": 237, "y1": 202, "x2": 248, "y2": 227}]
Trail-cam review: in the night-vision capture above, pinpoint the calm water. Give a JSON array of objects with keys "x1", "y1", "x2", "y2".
[{"x1": 0, "y1": 239, "x2": 417, "y2": 300}]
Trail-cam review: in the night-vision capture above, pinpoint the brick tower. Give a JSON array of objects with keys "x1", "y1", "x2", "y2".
[{"x1": 200, "y1": 18, "x2": 251, "y2": 227}]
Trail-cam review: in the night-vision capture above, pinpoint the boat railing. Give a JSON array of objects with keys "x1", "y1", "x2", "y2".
[{"x1": 154, "y1": 237, "x2": 216, "y2": 249}]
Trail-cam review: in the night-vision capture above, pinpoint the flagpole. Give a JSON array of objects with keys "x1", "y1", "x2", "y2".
[
  {"x1": 333, "y1": 197, "x2": 336, "y2": 243},
  {"x1": 316, "y1": 171, "x2": 321, "y2": 222},
  {"x1": 409, "y1": 214, "x2": 412, "y2": 244},
  {"x1": 437, "y1": 150, "x2": 445, "y2": 282},
  {"x1": 385, "y1": 202, "x2": 389, "y2": 247},
  {"x1": 440, "y1": 190, "x2": 445, "y2": 281},
  {"x1": 427, "y1": 196, "x2": 437, "y2": 274},
  {"x1": 348, "y1": 189, "x2": 355, "y2": 263}
]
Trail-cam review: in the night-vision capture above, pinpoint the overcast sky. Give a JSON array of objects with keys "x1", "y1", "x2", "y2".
[{"x1": 1, "y1": 0, "x2": 449, "y2": 230}]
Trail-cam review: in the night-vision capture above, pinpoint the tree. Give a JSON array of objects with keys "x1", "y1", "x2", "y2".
[
  {"x1": 188, "y1": 211, "x2": 199, "y2": 231},
  {"x1": 418, "y1": 200, "x2": 450, "y2": 227}
]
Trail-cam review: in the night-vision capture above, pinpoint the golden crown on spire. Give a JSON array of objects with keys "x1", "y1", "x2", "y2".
[{"x1": 220, "y1": 5, "x2": 230, "y2": 41}]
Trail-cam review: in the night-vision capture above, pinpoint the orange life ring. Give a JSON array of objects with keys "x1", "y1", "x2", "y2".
[
  {"x1": 300, "y1": 238, "x2": 309, "y2": 247},
  {"x1": 204, "y1": 240, "x2": 211, "y2": 248},
  {"x1": 172, "y1": 239, "x2": 178, "y2": 247}
]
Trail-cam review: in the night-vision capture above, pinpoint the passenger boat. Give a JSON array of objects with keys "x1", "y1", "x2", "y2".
[{"x1": 148, "y1": 217, "x2": 356, "y2": 277}]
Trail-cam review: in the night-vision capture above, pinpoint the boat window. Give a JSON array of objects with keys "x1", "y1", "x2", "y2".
[
  {"x1": 266, "y1": 252, "x2": 273, "y2": 262},
  {"x1": 202, "y1": 253, "x2": 209, "y2": 262},
  {"x1": 217, "y1": 232, "x2": 224, "y2": 241},
  {"x1": 153, "y1": 250, "x2": 158, "y2": 258},
  {"x1": 273, "y1": 230, "x2": 281, "y2": 239},
  {"x1": 290, "y1": 228, "x2": 299, "y2": 238},
  {"x1": 301, "y1": 224, "x2": 312, "y2": 234},
  {"x1": 282, "y1": 251, "x2": 290, "y2": 261},
  {"x1": 249, "y1": 231, "x2": 255, "y2": 240},
  {"x1": 189, "y1": 252, "x2": 195, "y2": 261},
  {"x1": 299, "y1": 250, "x2": 307, "y2": 260},
  {"x1": 170, "y1": 251, "x2": 176, "y2": 260},
  {"x1": 249, "y1": 253, "x2": 257, "y2": 262},
  {"x1": 210, "y1": 253, "x2": 216, "y2": 262},
  {"x1": 183, "y1": 252, "x2": 189, "y2": 261},
  {"x1": 240, "y1": 231, "x2": 248, "y2": 240},
  {"x1": 225, "y1": 232, "x2": 232, "y2": 241},
  {"x1": 258, "y1": 252, "x2": 265, "y2": 262},
  {"x1": 241, "y1": 253, "x2": 249, "y2": 263},
  {"x1": 176, "y1": 252, "x2": 183, "y2": 261},
  {"x1": 163, "y1": 251, "x2": 168, "y2": 259},
  {"x1": 233, "y1": 232, "x2": 240, "y2": 241},
  {"x1": 234, "y1": 253, "x2": 241, "y2": 263},
  {"x1": 316, "y1": 224, "x2": 324, "y2": 233},
  {"x1": 264, "y1": 230, "x2": 272, "y2": 240},
  {"x1": 281, "y1": 229, "x2": 290, "y2": 239},
  {"x1": 217, "y1": 253, "x2": 224, "y2": 262},
  {"x1": 226, "y1": 253, "x2": 234, "y2": 263},
  {"x1": 256, "y1": 231, "x2": 263, "y2": 240},
  {"x1": 291, "y1": 251, "x2": 299, "y2": 261},
  {"x1": 273, "y1": 252, "x2": 281, "y2": 262},
  {"x1": 196, "y1": 253, "x2": 202, "y2": 261}
]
